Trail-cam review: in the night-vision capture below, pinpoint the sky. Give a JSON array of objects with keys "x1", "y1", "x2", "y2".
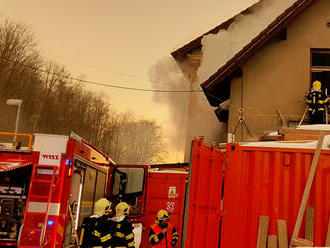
[{"x1": 0, "y1": 0, "x2": 257, "y2": 162}]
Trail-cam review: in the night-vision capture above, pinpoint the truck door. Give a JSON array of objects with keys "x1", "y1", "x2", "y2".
[
  {"x1": 109, "y1": 165, "x2": 148, "y2": 248},
  {"x1": 63, "y1": 166, "x2": 84, "y2": 246},
  {"x1": 63, "y1": 159, "x2": 108, "y2": 247},
  {"x1": 110, "y1": 165, "x2": 148, "y2": 216},
  {"x1": 182, "y1": 138, "x2": 225, "y2": 248}
]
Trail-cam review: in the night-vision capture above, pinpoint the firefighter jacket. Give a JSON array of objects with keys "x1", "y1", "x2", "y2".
[
  {"x1": 94, "y1": 218, "x2": 115, "y2": 248},
  {"x1": 79, "y1": 215, "x2": 107, "y2": 248},
  {"x1": 306, "y1": 90, "x2": 328, "y2": 112},
  {"x1": 107, "y1": 216, "x2": 135, "y2": 248},
  {"x1": 149, "y1": 223, "x2": 179, "y2": 248}
]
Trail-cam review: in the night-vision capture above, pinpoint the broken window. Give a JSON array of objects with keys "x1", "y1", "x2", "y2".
[{"x1": 311, "y1": 49, "x2": 330, "y2": 94}]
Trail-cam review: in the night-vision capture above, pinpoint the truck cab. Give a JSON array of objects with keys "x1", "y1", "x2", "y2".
[
  {"x1": 0, "y1": 132, "x2": 114, "y2": 248},
  {"x1": 0, "y1": 131, "x2": 188, "y2": 248}
]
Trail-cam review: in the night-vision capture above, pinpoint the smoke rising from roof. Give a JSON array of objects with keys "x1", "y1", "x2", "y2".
[
  {"x1": 150, "y1": 57, "x2": 226, "y2": 161},
  {"x1": 151, "y1": 0, "x2": 299, "y2": 159},
  {"x1": 149, "y1": 57, "x2": 190, "y2": 160},
  {"x1": 198, "y1": 0, "x2": 297, "y2": 83}
]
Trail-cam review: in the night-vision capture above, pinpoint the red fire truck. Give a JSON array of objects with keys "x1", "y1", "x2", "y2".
[{"x1": 0, "y1": 132, "x2": 187, "y2": 248}]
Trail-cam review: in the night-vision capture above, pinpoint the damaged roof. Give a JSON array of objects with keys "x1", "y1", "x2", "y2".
[
  {"x1": 171, "y1": 1, "x2": 260, "y2": 59},
  {"x1": 171, "y1": 0, "x2": 316, "y2": 107}
]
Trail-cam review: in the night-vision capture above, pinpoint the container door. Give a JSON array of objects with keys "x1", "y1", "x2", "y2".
[
  {"x1": 141, "y1": 171, "x2": 187, "y2": 248},
  {"x1": 183, "y1": 138, "x2": 225, "y2": 248}
]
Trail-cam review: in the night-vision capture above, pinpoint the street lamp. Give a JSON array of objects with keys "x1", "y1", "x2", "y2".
[{"x1": 6, "y1": 99, "x2": 23, "y2": 143}]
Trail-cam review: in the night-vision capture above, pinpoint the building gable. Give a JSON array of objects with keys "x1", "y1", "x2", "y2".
[
  {"x1": 172, "y1": 0, "x2": 318, "y2": 107},
  {"x1": 227, "y1": 0, "x2": 330, "y2": 139}
]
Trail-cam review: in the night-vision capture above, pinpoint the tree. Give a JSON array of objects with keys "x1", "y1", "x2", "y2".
[
  {"x1": 109, "y1": 114, "x2": 166, "y2": 164},
  {"x1": 0, "y1": 17, "x2": 167, "y2": 164},
  {"x1": 0, "y1": 17, "x2": 42, "y2": 132},
  {"x1": 0, "y1": 18, "x2": 41, "y2": 96}
]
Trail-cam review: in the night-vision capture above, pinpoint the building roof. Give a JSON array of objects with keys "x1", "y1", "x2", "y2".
[
  {"x1": 171, "y1": 2, "x2": 260, "y2": 60},
  {"x1": 171, "y1": 0, "x2": 316, "y2": 106}
]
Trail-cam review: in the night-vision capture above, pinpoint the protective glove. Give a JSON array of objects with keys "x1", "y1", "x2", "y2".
[{"x1": 171, "y1": 240, "x2": 177, "y2": 247}]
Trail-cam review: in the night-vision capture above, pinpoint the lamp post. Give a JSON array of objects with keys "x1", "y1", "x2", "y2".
[{"x1": 6, "y1": 99, "x2": 23, "y2": 143}]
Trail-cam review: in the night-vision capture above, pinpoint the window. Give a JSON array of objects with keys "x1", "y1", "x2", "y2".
[
  {"x1": 79, "y1": 167, "x2": 96, "y2": 226},
  {"x1": 65, "y1": 160, "x2": 107, "y2": 245},
  {"x1": 113, "y1": 167, "x2": 144, "y2": 196},
  {"x1": 112, "y1": 167, "x2": 145, "y2": 215},
  {"x1": 94, "y1": 171, "x2": 106, "y2": 203},
  {"x1": 311, "y1": 49, "x2": 330, "y2": 93}
]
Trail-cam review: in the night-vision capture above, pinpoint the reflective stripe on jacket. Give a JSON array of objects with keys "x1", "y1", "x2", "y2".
[{"x1": 149, "y1": 223, "x2": 175, "y2": 248}]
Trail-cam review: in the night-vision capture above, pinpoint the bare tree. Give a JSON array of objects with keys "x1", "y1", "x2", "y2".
[
  {"x1": 109, "y1": 114, "x2": 167, "y2": 164},
  {"x1": 0, "y1": 18, "x2": 41, "y2": 96},
  {"x1": 0, "y1": 17, "x2": 42, "y2": 132},
  {"x1": 0, "y1": 17, "x2": 167, "y2": 164}
]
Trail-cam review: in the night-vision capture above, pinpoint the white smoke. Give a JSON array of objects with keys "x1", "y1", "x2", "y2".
[
  {"x1": 198, "y1": 0, "x2": 297, "y2": 83},
  {"x1": 149, "y1": 57, "x2": 190, "y2": 161},
  {"x1": 152, "y1": 0, "x2": 298, "y2": 159},
  {"x1": 150, "y1": 57, "x2": 226, "y2": 162}
]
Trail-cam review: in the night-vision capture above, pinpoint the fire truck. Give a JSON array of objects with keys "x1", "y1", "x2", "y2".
[{"x1": 0, "y1": 131, "x2": 187, "y2": 248}]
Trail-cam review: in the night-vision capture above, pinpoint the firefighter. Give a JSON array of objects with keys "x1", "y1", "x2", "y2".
[
  {"x1": 79, "y1": 198, "x2": 113, "y2": 248},
  {"x1": 149, "y1": 209, "x2": 179, "y2": 248},
  {"x1": 108, "y1": 202, "x2": 135, "y2": 248},
  {"x1": 306, "y1": 80, "x2": 328, "y2": 124}
]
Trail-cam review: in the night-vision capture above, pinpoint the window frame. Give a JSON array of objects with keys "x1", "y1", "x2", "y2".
[
  {"x1": 110, "y1": 165, "x2": 148, "y2": 217},
  {"x1": 73, "y1": 156, "x2": 108, "y2": 229},
  {"x1": 310, "y1": 49, "x2": 330, "y2": 92}
]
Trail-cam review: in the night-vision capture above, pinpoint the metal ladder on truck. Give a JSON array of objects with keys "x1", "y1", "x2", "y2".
[{"x1": 18, "y1": 164, "x2": 58, "y2": 247}]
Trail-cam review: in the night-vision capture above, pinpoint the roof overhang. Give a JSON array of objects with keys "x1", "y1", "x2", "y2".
[
  {"x1": 171, "y1": 2, "x2": 260, "y2": 60},
  {"x1": 201, "y1": 0, "x2": 316, "y2": 101}
]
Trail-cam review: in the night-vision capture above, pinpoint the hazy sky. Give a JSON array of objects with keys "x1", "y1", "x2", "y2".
[{"x1": 0, "y1": 0, "x2": 257, "y2": 162}]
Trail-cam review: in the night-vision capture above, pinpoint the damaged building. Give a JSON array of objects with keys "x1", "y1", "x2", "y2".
[{"x1": 171, "y1": 0, "x2": 330, "y2": 155}]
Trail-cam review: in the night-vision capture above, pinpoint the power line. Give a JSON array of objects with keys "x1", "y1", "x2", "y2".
[
  {"x1": 42, "y1": 51, "x2": 155, "y2": 81},
  {"x1": 2, "y1": 57, "x2": 203, "y2": 93},
  {"x1": 40, "y1": 50, "x2": 180, "y2": 88}
]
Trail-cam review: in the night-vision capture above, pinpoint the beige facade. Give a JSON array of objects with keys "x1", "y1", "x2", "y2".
[
  {"x1": 174, "y1": 0, "x2": 330, "y2": 158},
  {"x1": 229, "y1": 0, "x2": 330, "y2": 140}
]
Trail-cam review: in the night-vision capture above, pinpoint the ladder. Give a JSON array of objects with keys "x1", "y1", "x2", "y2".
[{"x1": 20, "y1": 164, "x2": 58, "y2": 247}]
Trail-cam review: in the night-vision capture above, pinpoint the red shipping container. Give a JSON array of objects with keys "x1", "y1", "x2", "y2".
[
  {"x1": 183, "y1": 138, "x2": 225, "y2": 248},
  {"x1": 140, "y1": 171, "x2": 187, "y2": 248},
  {"x1": 185, "y1": 138, "x2": 330, "y2": 247}
]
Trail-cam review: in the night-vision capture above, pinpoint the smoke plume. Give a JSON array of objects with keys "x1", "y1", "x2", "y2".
[
  {"x1": 149, "y1": 57, "x2": 190, "y2": 161},
  {"x1": 198, "y1": 0, "x2": 296, "y2": 83},
  {"x1": 149, "y1": 57, "x2": 225, "y2": 162}
]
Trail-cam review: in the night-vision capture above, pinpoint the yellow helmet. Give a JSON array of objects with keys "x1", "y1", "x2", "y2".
[
  {"x1": 115, "y1": 202, "x2": 130, "y2": 216},
  {"x1": 94, "y1": 198, "x2": 112, "y2": 215},
  {"x1": 156, "y1": 209, "x2": 169, "y2": 224},
  {"x1": 312, "y1": 80, "x2": 322, "y2": 91}
]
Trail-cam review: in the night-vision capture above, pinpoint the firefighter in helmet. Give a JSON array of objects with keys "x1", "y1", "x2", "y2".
[
  {"x1": 306, "y1": 80, "x2": 328, "y2": 124},
  {"x1": 108, "y1": 202, "x2": 135, "y2": 248},
  {"x1": 149, "y1": 209, "x2": 179, "y2": 248},
  {"x1": 79, "y1": 198, "x2": 113, "y2": 247}
]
